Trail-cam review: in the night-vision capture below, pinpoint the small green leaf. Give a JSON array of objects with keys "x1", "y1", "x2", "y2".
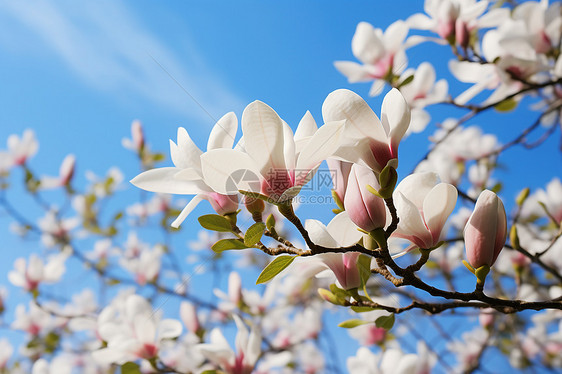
[
  {"x1": 494, "y1": 98, "x2": 517, "y2": 112},
  {"x1": 516, "y1": 188, "x2": 530, "y2": 206},
  {"x1": 318, "y1": 288, "x2": 347, "y2": 306},
  {"x1": 265, "y1": 214, "x2": 276, "y2": 230},
  {"x1": 198, "y1": 214, "x2": 233, "y2": 232},
  {"x1": 338, "y1": 319, "x2": 369, "y2": 328},
  {"x1": 357, "y1": 254, "x2": 372, "y2": 288},
  {"x1": 244, "y1": 222, "x2": 266, "y2": 246},
  {"x1": 397, "y1": 74, "x2": 414, "y2": 88},
  {"x1": 351, "y1": 306, "x2": 376, "y2": 313},
  {"x1": 375, "y1": 314, "x2": 395, "y2": 330},
  {"x1": 211, "y1": 239, "x2": 249, "y2": 253},
  {"x1": 256, "y1": 255, "x2": 296, "y2": 284},
  {"x1": 121, "y1": 362, "x2": 142, "y2": 374}
]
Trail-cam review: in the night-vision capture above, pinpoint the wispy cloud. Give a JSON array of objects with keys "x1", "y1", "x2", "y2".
[{"x1": 0, "y1": 0, "x2": 245, "y2": 124}]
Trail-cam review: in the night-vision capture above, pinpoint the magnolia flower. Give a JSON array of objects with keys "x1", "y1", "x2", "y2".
[
  {"x1": 301, "y1": 213, "x2": 363, "y2": 290},
  {"x1": 464, "y1": 190, "x2": 507, "y2": 268},
  {"x1": 38, "y1": 211, "x2": 79, "y2": 248},
  {"x1": 197, "y1": 315, "x2": 261, "y2": 374},
  {"x1": 92, "y1": 294, "x2": 183, "y2": 365},
  {"x1": 0, "y1": 339, "x2": 13, "y2": 369},
  {"x1": 335, "y1": 21, "x2": 410, "y2": 96},
  {"x1": 200, "y1": 103, "x2": 345, "y2": 203},
  {"x1": 122, "y1": 120, "x2": 144, "y2": 153},
  {"x1": 398, "y1": 62, "x2": 448, "y2": 133},
  {"x1": 39, "y1": 154, "x2": 76, "y2": 189},
  {"x1": 344, "y1": 164, "x2": 386, "y2": 232},
  {"x1": 322, "y1": 88, "x2": 410, "y2": 174},
  {"x1": 132, "y1": 112, "x2": 240, "y2": 227},
  {"x1": 521, "y1": 177, "x2": 562, "y2": 225},
  {"x1": 407, "y1": 0, "x2": 508, "y2": 44},
  {"x1": 347, "y1": 342, "x2": 435, "y2": 374},
  {"x1": 119, "y1": 244, "x2": 163, "y2": 285},
  {"x1": 392, "y1": 172, "x2": 458, "y2": 251},
  {"x1": 7, "y1": 129, "x2": 38, "y2": 166},
  {"x1": 8, "y1": 251, "x2": 69, "y2": 292},
  {"x1": 12, "y1": 301, "x2": 63, "y2": 336},
  {"x1": 180, "y1": 301, "x2": 201, "y2": 335},
  {"x1": 510, "y1": 0, "x2": 561, "y2": 55}
]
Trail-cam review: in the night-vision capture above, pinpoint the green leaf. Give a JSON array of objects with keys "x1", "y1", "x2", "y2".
[
  {"x1": 256, "y1": 255, "x2": 296, "y2": 284},
  {"x1": 121, "y1": 362, "x2": 142, "y2": 374},
  {"x1": 357, "y1": 254, "x2": 372, "y2": 288},
  {"x1": 198, "y1": 214, "x2": 233, "y2": 232},
  {"x1": 351, "y1": 306, "x2": 376, "y2": 313},
  {"x1": 397, "y1": 74, "x2": 414, "y2": 88},
  {"x1": 494, "y1": 98, "x2": 517, "y2": 112},
  {"x1": 211, "y1": 239, "x2": 249, "y2": 253},
  {"x1": 265, "y1": 214, "x2": 276, "y2": 230},
  {"x1": 244, "y1": 222, "x2": 266, "y2": 247},
  {"x1": 338, "y1": 319, "x2": 370, "y2": 328},
  {"x1": 375, "y1": 314, "x2": 395, "y2": 330}
]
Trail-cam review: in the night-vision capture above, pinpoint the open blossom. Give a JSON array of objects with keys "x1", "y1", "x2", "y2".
[
  {"x1": 8, "y1": 251, "x2": 69, "y2": 292},
  {"x1": 521, "y1": 177, "x2": 562, "y2": 225},
  {"x1": 132, "y1": 112, "x2": 240, "y2": 227},
  {"x1": 302, "y1": 213, "x2": 364, "y2": 289},
  {"x1": 398, "y1": 62, "x2": 448, "y2": 133},
  {"x1": 122, "y1": 120, "x2": 144, "y2": 153},
  {"x1": 37, "y1": 211, "x2": 80, "y2": 248},
  {"x1": 92, "y1": 294, "x2": 182, "y2": 365},
  {"x1": 464, "y1": 190, "x2": 507, "y2": 268},
  {"x1": 344, "y1": 164, "x2": 387, "y2": 232},
  {"x1": 392, "y1": 172, "x2": 458, "y2": 251},
  {"x1": 7, "y1": 129, "x2": 38, "y2": 166},
  {"x1": 407, "y1": 0, "x2": 508, "y2": 44},
  {"x1": 200, "y1": 102, "x2": 345, "y2": 202},
  {"x1": 335, "y1": 21, "x2": 410, "y2": 96},
  {"x1": 39, "y1": 154, "x2": 76, "y2": 189},
  {"x1": 119, "y1": 244, "x2": 163, "y2": 285},
  {"x1": 323, "y1": 88, "x2": 411, "y2": 174},
  {"x1": 197, "y1": 315, "x2": 261, "y2": 374},
  {"x1": 12, "y1": 301, "x2": 64, "y2": 337}
]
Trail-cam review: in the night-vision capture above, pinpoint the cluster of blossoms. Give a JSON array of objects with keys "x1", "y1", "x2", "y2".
[{"x1": 0, "y1": 1, "x2": 561, "y2": 373}]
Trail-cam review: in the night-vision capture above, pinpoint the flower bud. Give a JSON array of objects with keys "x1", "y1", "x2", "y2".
[
  {"x1": 464, "y1": 190, "x2": 507, "y2": 268},
  {"x1": 207, "y1": 192, "x2": 239, "y2": 216},
  {"x1": 344, "y1": 164, "x2": 386, "y2": 232}
]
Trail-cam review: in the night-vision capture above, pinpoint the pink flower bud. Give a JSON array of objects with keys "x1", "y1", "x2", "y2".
[
  {"x1": 207, "y1": 192, "x2": 239, "y2": 216},
  {"x1": 180, "y1": 301, "x2": 200, "y2": 334},
  {"x1": 131, "y1": 120, "x2": 145, "y2": 152},
  {"x1": 455, "y1": 19, "x2": 469, "y2": 49},
  {"x1": 228, "y1": 272, "x2": 242, "y2": 306},
  {"x1": 464, "y1": 190, "x2": 507, "y2": 268},
  {"x1": 344, "y1": 164, "x2": 386, "y2": 232}
]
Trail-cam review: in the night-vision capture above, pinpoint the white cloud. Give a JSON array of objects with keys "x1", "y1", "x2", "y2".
[{"x1": 0, "y1": 0, "x2": 245, "y2": 124}]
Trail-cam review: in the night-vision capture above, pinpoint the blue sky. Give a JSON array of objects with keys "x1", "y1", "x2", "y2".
[{"x1": 0, "y1": 1, "x2": 560, "y2": 372}]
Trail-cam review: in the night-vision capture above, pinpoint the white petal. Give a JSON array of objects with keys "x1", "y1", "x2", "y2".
[
  {"x1": 334, "y1": 61, "x2": 373, "y2": 83},
  {"x1": 382, "y1": 88, "x2": 411, "y2": 151},
  {"x1": 295, "y1": 121, "x2": 345, "y2": 185},
  {"x1": 406, "y1": 13, "x2": 434, "y2": 30},
  {"x1": 207, "y1": 112, "x2": 238, "y2": 150},
  {"x1": 394, "y1": 192, "x2": 432, "y2": 245},
  {"x1": 294, "y1": 111, "x2": 318, "y2": 143},
  {"x1": 327, "y1": 212, "x2": 362, "y2": 247},
  {"x1": 383, "y1": 20, "x2": 409, "y2": 52},
  {"x1": 423, "y1": 183, "x2": 458, "y2": 240},
  {"x1": 322, "y1": 89, "x2": 387, "y2": 142},
  {"x1": 304, "y1": 219, "x2": 338, "y2": 248},
  {"x1": 369, "y1": 79, "x2": 386, "y2": 97},
  {"x1": 170, "y1": 127, "x2": 202, "y2": 169},
  {"x1": 134, "y1": 315, "x2": 156, "y2": 344},
  {"x1": 242, "y1": 101, "x2": 286, "y2": 176},
  {"x1": 130, "y1": 167, "x2": 206, "y2": 195},
  {"x1": 158, "y1": 319, "x2": 183, "y2": 340},
  {"x1": 394, "y1": 172, "x2": 439, "y2": 209},
  {"x1": 283, "y1": 121, "x2": 296, "y2": 173},
  {"x1": 171, "y1": 195, "x2": 205, "y2": 228},
  {"x1": 200, "y1": 149, "x2": 261, "y2": 195},
  {"x1": 352, "y1": 22, "x2": 384, "y2": 64}
]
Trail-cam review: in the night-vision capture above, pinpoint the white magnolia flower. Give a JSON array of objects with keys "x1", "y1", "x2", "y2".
[
  {"x1": 521, "y1": 177, "x2": 562, "y2": 225},
  {"x1": 407, "y1": 0, "x2": 508, "y2": 45},
  {"x1": 122, "y1": 120, "x2": 145, "y2": 153},
  {"x1": 7, "y1": 129, "x2": 38, "y2": 166},
  {"x1": 37, "y1": 211, "x2": 80, "y2": 248},
  {"x1": 322, "y1": 88, "x2": 410, "y2": 174},
  {"x1": 8, "y1": 251, "x2": 69, "y2": 292},
  {"x1": 335, "y1": 21, "x2": 411, "y2": 96},
  {"x1": 301, "y1": 212, "x2": 364, "y2": 290},
  {"x1": 392, "y1": 172, "x2": 458, "y2": 251},
  {"x1": 12, "y1": 301, "x2": 64, "y2": 336},
  {"x1": 398, "y1": 62, "x2": 448, "y2": 133},
  {"x1": 92, "y1": 294, "x2": 183, "y2": 365},
  {"x1": 132, "y1": 112, "x2": 241, "y2": 227},
  {"x1": 197, "y1": 315, "x2": 261, "y2": 374},
  {"x1": 39, "y1": 154, "x2": 75, "y2": 189},
  {"x1": 200, "y1": 104, "x2": 345, "y2": 203},
  {"x1": 119, "y1": 244, "x2": 163, "y2": 285}
]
